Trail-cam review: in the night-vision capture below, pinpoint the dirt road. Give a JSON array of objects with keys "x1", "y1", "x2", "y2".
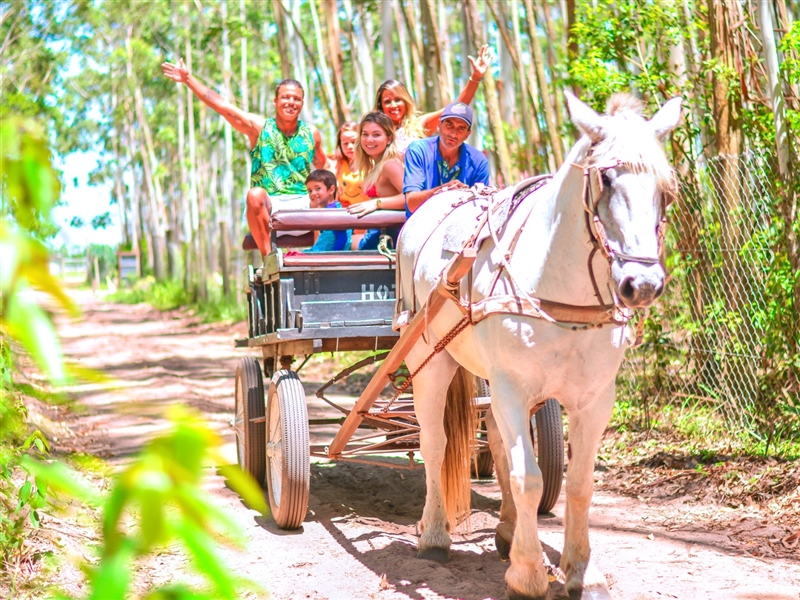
[{"x1": 50, "y1": 290, "x2": 800, "y2": 600}]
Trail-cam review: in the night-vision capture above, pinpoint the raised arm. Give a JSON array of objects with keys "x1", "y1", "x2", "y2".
[
  {"x1": 420, "y1": 45, "x2": 491, "y2": 135},
  {"x1": 161, "y1": 58, "x2": 265, "y2": 149},
  {"x1": 311, "y1": 126, "x2": 327, "y2": 169}
]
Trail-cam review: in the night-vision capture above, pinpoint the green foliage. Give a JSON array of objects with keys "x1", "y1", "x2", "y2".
[
  {"x1": 1, "y1": 117, "x2": 78, "y2": 384},
  {"x1": 44, "y1": 406, "x2": 266, "y2": 600},
  {"x1": 570, "y1": 2, "x2": 799, "y2": 452},
  {"x1": 1, "y1": 113, "x2": 261, "y2": 598},
  {"x1": 0, "y1": 114, "x2": 80, "y2": 591},
  {"x1": 568, "y1": 0, "x2": 683, "y2": 109},
  {"x1": 110, "y1": 278, "x2": 247, "y2": 324}
]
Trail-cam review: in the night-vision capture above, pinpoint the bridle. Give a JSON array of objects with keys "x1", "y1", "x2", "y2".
[{"x1": 581, "y1": 160, "x2": 671, "y2": 306}]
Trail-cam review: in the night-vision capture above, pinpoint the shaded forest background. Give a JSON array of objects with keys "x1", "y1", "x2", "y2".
[{"x1": 2, "y1": 0, "x2": 798, "y2": 448}]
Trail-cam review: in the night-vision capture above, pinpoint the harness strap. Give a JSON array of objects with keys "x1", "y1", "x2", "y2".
[{"x1": 468, "y1": 294, "x2": 624, "y2": 328}]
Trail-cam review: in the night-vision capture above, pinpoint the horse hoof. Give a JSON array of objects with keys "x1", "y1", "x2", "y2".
[
  {"x1": 495, "y1": 531, "x2": 512, "y2": 561},
  {"x1": 506, "y1": 587, "x2": 551, "y2": 600},
  {"x1": 417, "y1": 547, "x2": 450, "y2": 563}
]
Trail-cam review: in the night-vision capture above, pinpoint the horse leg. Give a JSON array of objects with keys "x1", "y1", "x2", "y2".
[
  {"x1": 491, "y1": 382, "x2": 550, "y2": 600},
  {"x1": 560, "y1": 385, "x2": 615, "y2": 595},
  {"x1": 408, "y1": 346, "x2": 459, "y2": 563},
  {"x1": 485, "y1": 406, "x2": 516, "y2": 561}
]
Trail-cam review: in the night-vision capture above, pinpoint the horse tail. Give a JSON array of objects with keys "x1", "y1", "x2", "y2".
[{"x1": 442, "y1": 366, "x2": 477, "y2": 532}]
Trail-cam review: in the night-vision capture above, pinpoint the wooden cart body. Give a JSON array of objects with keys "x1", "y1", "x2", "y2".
[{"x1": 233, "y1": 210, "x2": 563, "y2": 530}]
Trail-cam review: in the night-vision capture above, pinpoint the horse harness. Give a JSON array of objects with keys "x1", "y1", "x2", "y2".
[{"x1": 385, "y1": 163, "x2": 668, "y2": 407}]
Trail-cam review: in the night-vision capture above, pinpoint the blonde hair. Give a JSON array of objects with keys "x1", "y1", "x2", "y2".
[
  {"x1": 334, "y1": 121, "x2": 358, "y2": 177},
  {"x1": 353, "y1": 112, "x2": 401, "y2": 190},
  {"x1": 374, "y1": 80, "x2": 425, "y2": 141}
]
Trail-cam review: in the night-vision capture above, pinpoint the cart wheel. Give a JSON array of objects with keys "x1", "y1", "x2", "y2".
[
  {"x1": 234, "y1": 357, "x2": 266, "y2": 486},
  {"x1": 472, "y1": 378, "x2": 494, "y2": 478},
  {"x1": 532, "y1": 398, "x2": 565, "y2": 514},
  {"x1": 266, "y1": 369, "x2": 310, "y2": 530}
]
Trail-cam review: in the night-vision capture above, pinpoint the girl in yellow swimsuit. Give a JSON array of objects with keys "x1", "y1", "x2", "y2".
[{"x1": 333, "y1": 122, "x2": 369, "y2": 208}]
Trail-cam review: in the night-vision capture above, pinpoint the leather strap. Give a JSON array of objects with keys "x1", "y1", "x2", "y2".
[{"x1": 468, "y1": 294, "x2": 625, "y2": 329}]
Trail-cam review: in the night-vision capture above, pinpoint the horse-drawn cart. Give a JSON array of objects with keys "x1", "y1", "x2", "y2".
[{"x1": 233, "y1": 208, "x2": 564, "y2": 530}]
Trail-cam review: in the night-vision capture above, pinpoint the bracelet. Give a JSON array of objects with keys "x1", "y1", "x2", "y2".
[
  {"x1": 469, "y1": 76, "x2": 481, "y2": 83},
  {"x1": 376, "y1": 198, "x2": 382, "y2": 209}
]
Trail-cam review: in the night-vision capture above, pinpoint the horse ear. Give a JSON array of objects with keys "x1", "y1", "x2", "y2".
[
  {"x1": 650, "y1": 96, "x2": 683, "y2": 141},
  {"x1": 565, "y1": 90, "x2": 604, "y2": 143}
]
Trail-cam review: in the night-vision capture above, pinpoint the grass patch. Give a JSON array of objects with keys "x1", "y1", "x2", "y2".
[
  {"x1": 109, "y1": 277, "x2": 246, "y2": 324},
  {"x1": 608, "y1": 399, "x2": 800, "y2": 461}
]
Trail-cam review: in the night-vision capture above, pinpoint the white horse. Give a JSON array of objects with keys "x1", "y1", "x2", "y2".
[{"x1": 395, "y1": 92, "x2": 681, "y2": 599}]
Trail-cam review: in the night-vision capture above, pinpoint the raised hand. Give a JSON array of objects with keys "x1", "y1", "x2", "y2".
[
  {"x1": 467, "y1": 45, "x2": 491, "y2": 80},
  {"x1": 161, "y1": 58, "x2": 190, "y2": 83}
]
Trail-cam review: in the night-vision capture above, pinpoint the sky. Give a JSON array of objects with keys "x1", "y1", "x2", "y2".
[{"x1": 50, "y1": 150, "x2": 121, "y2": 251}]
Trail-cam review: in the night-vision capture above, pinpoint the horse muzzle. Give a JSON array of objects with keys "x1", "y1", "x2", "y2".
[{"x1": 613, "y1": 261, "x2": 666, "y2": 309}]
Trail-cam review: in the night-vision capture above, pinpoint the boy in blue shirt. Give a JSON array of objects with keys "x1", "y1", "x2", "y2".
[
  {"x1": 403, "y1": 102, "x2": 490, "y2": 216},
  {"x1": 306, "y1": 170, "x2": 352, "y2": 252}
]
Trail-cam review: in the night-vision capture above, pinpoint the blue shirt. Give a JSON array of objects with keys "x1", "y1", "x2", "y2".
[
  {"x1": 402, "y1": 136, "x2": 490, "y2": 215},
  {"x1": 308, "y1": 201, "x2": 352, "y2": 252}
]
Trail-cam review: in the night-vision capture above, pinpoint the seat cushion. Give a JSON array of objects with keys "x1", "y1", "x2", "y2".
[
  {"x1": 271, "y1": 208, "x2": 406, "y2": 231},
  {"x1": 281, "y1": 252, "x2": 394, "y2": 267},
  {"x1": 242, "y1": 231, "x2": 315, "y2": 250}
]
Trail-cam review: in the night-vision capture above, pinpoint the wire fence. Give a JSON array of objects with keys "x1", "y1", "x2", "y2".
[{"x1": 617, "y1": 152, "x2": 794, "y2": 437}]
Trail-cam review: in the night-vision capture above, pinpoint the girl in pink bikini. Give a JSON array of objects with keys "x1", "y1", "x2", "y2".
[{"x1": 347, "y1": 112, "x2": 407, "y2": 249}]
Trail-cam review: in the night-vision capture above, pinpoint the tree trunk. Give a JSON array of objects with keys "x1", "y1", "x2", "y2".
[
  {"x1": 522, "y1": 0, "x2": 563, "y2": 167},
  {"x1": 539, "y1": 0, "x2": 565, "y2": 150},
  {"x1": 340, "y1": 0, "x2": 369, "y2": 114},
  {"x1": 382, "y1": 0, "x2": 396, "y2": 81},
  {"x1": 394, "y1": 0, "x2": 413, "y2": 96},
  {"x1": 494, "y1": 2, "x2": 516, "y2": 124},
  {"x1": 461, "y1": 2, "x2": 479, "y2": 148},
  {"x1": 259, "y1": 19, "x2": 269, "y2": 116},
  {"x1": 487, "y1": 0, "x2": 545, "y2": 169},
  {"x1": 124, "y1": 118, "x2": 141, "y2": 261},
  {"x1": 273, "y1": 0, "x2": 291, "y2": 79},
  {"x1": 111, "y1": 91, "x2": 129, "y2": 249},
  {"x1": 221, "y1": 0, "x2": 233, "y2": 298},
  {"x1": 708, "y1": 0, "x2": 744, "y2": 252},
  {"x1": 680, "y1": 0, "x2": 711, "y2": 157},
  {"x1": 438, "y1": 2, "x2": 454, "y2": 100},
  {"x1": 565, "y1": 0, "x2": 579, "y2": 95},
  {"x1": 126, "y1": 27, "x2": 167, "y2": 280},
  {"x1": 311, "y1": 0, "x2": 339, "y2": 126},
  {"x1": 322, "y1": 0, "x2": 350, "y2": 122},
  {"x1": 759, "y1": 1, "x2": 789, "y2": 176},
  {"x1": 186, "y1": 36, "x2": 204, "y2": 300},
  {"x1": 400, "y1": 0, "x2": 426, "y2": 109},
  {"x1": 466, "y1": 0, "x2": 515, "y2": 185},
  {"x1": 288, "y1": 0, "x2": 311, "y2": 124},
  {"x1": 510, "y1": 0, "x2": 539, "y2": 173},
  {"x1": 420, "y1": 0, "x2": 443, "y2": 110}
]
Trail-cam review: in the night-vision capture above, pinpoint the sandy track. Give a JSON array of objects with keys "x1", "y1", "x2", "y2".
[{"x1": 50, "y1": 290, "x2": 800, "y2": 600}]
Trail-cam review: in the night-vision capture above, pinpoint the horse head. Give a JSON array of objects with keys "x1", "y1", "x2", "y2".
[{"x1": 566, "y1": 92, "x2": 682, "y2": 309}]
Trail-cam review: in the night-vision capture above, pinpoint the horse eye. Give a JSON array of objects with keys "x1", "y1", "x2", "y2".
[{"x1": 601, "y1": 172, "x2": 612, "y2": 188}]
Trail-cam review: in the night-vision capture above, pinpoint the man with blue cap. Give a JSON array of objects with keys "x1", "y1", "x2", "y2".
[{"x1": 402, "y1": 101, "x2": 490, "y2": 215}]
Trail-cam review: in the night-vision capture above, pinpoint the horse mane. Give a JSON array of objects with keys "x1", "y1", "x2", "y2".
[
  {"x1": 589, "y1": 93, "x2": 678, "y2": 198},
  {"x1": 606, "y1": 93, "x2": 645, "y2": 116}
]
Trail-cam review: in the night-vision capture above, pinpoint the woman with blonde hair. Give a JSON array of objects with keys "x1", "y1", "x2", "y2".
[
  {"x1": 347, "y1": 112, "x2": 407, "y2": 249},
  {"x1": 332, "y1": 121, "x2": 368, "y2": 208},
  {"x1": 374, "y1": 45, "x2": 490, "y2": 153}
]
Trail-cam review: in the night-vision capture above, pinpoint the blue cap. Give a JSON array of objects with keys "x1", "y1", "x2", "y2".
[{"x1": 441, "y1": 102, "x2": 473, "y2": 128}]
